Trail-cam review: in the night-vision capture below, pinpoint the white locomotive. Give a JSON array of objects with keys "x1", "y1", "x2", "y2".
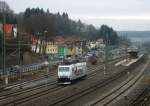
[{"x1": 58, "y1": 60, "x2": 87, "y2": 84}]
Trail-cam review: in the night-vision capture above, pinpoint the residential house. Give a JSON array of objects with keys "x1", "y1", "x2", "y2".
[
  {"x1": 86, "y1": 40, "x2": 97, "y2": 50},
  {"x1": 46, "y1": 41, "x2": 58, "y2": 57},
  {"x1": 31, "y1": 36, "x2": 46, "y2": 54},
  {"x1": 58, "y1": 46, "x2": 69, "y2": 58},
  {"x1": 87, "y1": 38, "x2": 104, "y2": 50},
  {"x1": 31, "y1": 35, "x2": 84, "y2": 58},
  {"x1": 96, "y1": 38, "x2": 105, "y2": 48},
  {"x1": 65, "y1": 36, "x2": 83, "y2": 56}
]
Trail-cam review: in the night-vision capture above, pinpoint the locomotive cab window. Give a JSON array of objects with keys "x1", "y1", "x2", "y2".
[{"x1": 59, "y1": 67, "x2": 70, "y2": 72}]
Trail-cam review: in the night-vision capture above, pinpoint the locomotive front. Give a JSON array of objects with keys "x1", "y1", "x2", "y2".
[{"x1": 57, "y1": 65, "x2": 72, "y2": 84}]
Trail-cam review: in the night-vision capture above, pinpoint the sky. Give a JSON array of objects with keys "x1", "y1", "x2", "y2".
[{"x1": 3, "y1": 0, "x2": 150, "y2": 31}]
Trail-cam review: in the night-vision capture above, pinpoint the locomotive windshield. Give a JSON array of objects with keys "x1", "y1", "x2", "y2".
[{"x1": 59, "y1": 67, "x2": 70, "y2": 72}]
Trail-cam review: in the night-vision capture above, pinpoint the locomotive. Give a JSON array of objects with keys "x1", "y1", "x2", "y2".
[{"x1": 57, "y1": 59, "x2": 87, "y2": 84}]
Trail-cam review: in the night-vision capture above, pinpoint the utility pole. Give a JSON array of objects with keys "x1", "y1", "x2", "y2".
[
  {"x1": 104, "y1": 33, "x2": 109, "y2": 76},
  {"x1": 18, "y1": 33, "x2": 23, "y2": 88},
  {"x1": 44, "y1": 30, "x2": 49, "y2": 77},
  {"x1": 18, "y1": 32, "x2": 22, "y2": 81},
  {"x1": 2, "y1": 3, "x2": 8, "y2": 84}
]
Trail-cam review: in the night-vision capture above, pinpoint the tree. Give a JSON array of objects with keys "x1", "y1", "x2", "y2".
[
  {"x1": 97, "y1": 25, "x2": 119, "y2": 45},
  {"x1": 15, "y1": 7, "x2": 120, "y2": 44}
]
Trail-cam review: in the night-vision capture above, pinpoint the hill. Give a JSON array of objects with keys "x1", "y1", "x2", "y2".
[{"x1": 117, "y1": 31, "x2": 150, "y2": 42}]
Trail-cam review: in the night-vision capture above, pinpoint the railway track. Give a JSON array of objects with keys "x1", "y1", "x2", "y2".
[
  {"x1": 87, "y1": 61, "x2": 149, "y2": 106},
  {"x1": 138, "y1": 95, "x2": 150, "y2": 106},
  {"x1": 0, "y1": 65, "x2": 101, "y2": 99},
  {"x1": 0, "y1": 84, "x2": 63, "y2": 106},
  {"x1": 0, "y1": 60, "x2": 108, "y2": 106},
  {"x1": 47, "y1": 55, "x2": 146, "y2": 106},
  {"x1": 48, "y1": 67, "x2": 128, "y2": 106},
  {"x1": 0, "y1": 57, "x2": 125, "y2": 106},
  {"x1": 0, "y1": 73, "x2": 55, "y2": 94},
  {"x1": 1, "y1": 57, "x2": 119, "y2": 92},
  {"x1": 0, "y1": 62, "x2": 99, "y2": 91},
  {"x1": 0, "y1": 56, "x2": 122, "y2": 91},
  {"x1": 1, "y1": 63, "x2": 101, "y2": 91},
  {"x1": 129, "y1": 86, "x2": 150, "y2": 106}
]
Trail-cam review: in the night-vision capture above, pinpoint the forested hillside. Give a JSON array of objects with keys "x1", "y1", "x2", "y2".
[{"x1": 0, "y1": 1, "x2": 119, "y2": 45}]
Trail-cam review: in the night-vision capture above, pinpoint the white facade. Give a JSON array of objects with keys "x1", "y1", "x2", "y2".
[{"x1": 46, "y1": 42, "x2": 58, "y2": 55}]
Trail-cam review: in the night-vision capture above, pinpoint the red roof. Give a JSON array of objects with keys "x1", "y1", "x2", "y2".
[
  {"x1": 4, "y1": 24, "x2": 13, "y2": 34},
  {"x1": 32, "y1": 36, "x2": 81, "y2": 45},
  {"x1": 65, "y1": 36, "x2": 80, "y2": 42}
]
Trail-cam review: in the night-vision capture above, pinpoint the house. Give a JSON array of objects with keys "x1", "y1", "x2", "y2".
[
  {"x1": 96, "y1": 38, "x2": 105, "y2": 48},
  {"x1": 86, "y1": 38, "x2": 104, "y2": 50},
  {"x1": 31, "y1": 36, "x2": 46, "y2": 54},
  {"x1": 86, "y1": 40, "x2": 97, "y2": 50},
  {"x1": 46, "y1": 41, "x2": 58, "y2": 56},
  {"x1": 65, "y1": 36, "x2": 82, "y2": 56},
  {"x1": 58, "y1": 46, "x2": 69, "y2": 58},
  {"x1": 75, "y1": 46, "x2": 82, "y2": 55},
  {"x1": 0, "y1": 23, "x2": 18, "y2": 40},
  {"x1": 31, "y1": 35, "x2": 84, "y2": 58},
  {"x1": 46, "y1": 36, "x2": 65, "y2": 57}
]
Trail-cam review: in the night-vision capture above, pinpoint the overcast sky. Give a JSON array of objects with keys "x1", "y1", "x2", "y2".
[{"x1": 4, "y1": 0, "x2": 150, "y2": 31}]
